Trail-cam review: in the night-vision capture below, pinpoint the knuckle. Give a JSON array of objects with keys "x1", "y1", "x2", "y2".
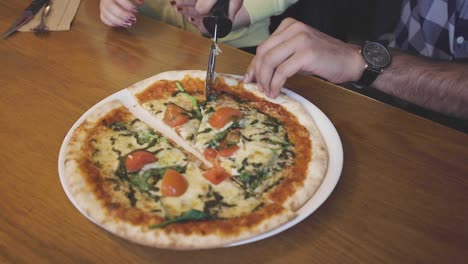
[
  {"x1": 282, "y1": 17, "x2": 295, "y2": 24},
  {"x1": 256, "y1": 43, "x2": 268, "y2": 56},
  {"x1": 275, "y1": 65, "x2": 288, "y2": 79},
  {"x1": 291, "y1": 21, "x2": 307, "y2": 32},
  {"x1": 261, "y1": 52, "x2": 274, "y2": 66},
  {"x1": 297, "y1": 32, "x2": 312, "y2": 43}
]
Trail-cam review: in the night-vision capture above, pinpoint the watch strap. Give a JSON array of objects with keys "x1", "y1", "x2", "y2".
[{"x1": 354, "y1": 67, "x2": 381, "y2": 87}]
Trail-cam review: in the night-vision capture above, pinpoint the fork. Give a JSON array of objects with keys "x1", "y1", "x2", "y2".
[{"x1": 31, "y1": 1, "x2": 52, "y2": 34}]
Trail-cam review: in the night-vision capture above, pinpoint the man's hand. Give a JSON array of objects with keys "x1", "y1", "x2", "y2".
[
  {"x1": 99, "y1": 0, "x2": 143, "y2": 27},
  {"x1": 244, "y1": 18, "x2": 365, "y2": 98}
]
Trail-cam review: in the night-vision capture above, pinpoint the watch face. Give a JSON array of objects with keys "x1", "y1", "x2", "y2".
[{"x1": 362, "y1": 42, "x2": 391, "y2": 68}]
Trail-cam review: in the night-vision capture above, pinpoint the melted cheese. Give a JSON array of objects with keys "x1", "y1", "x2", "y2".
[
  {"x1": 161, "y1": 164, "x2": 263, "y2": 218},
  {"x1": 90, "y1": 111, "x2": 264, "y2": 220},
  {"x1": 194, "y1": 99, "x2": 295, "y2": 196},
  {"x1": 142, "y1": 92, "x2": 200, "y2": 143}
]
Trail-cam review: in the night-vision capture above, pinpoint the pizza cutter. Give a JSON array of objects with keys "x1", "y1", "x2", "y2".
[{"x1": 203, "y1": 0, "x2": 233, "y2": 101}]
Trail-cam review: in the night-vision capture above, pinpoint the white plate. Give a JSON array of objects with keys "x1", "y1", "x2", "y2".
[
  {"x1": 58, "y1": 85, "x2": 343, "y2": 248},
  {"x1": 227, "y1": 88, "x2": 343, "y2": 246}
]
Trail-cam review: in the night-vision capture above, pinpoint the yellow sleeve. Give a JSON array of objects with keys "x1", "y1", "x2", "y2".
[{"x1": 243, "y1": 0, "x2": 299, "y2": 24}]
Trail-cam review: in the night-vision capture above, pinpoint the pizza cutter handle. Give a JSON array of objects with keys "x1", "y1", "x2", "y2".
[
  {"x1": 210, "y1": 0, "x2": 229, "y2": 18},
  {"x1": 203, "y1": 0, "x2": 232, "y2": 39}
]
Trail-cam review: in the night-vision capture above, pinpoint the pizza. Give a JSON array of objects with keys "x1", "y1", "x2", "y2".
[{"x1": 62, "y1": 70, "x2": 328, "y2": 249}]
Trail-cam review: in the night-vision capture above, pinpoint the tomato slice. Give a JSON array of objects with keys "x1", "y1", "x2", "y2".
[
  {"x1": 217, "y1": 129, "x2": 240, "y2": 157},
  {"x1": 163, "y1": 103, "x2": 190, "y2": 127},
  {"x1": 203, "y1": 147, "x2": 219, "y2": 163},
  {"x1": 161, "y1": 169, "x2": 188, "y2": 197},
  {"x1": 125, "y1": 150, "x2": 157, "y2": 173},
  {"x1": 209, "y1": 107, "x2": 242, "y2": 129},
  {"x1": 218, "y1": 145, "x2": 240, "y2": 157},
  {"x1": 203, "y1": 166, "x2": 230, "y2": 185}
]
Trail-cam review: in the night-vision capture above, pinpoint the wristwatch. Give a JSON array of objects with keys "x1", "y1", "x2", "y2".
[{"x1": 354, "y1": 41, "x2": 391, "y2": 87}]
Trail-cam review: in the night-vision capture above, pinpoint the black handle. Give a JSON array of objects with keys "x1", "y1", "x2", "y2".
[
  {"x1": 210, "y1": 0, "x2": 230, "y2": 18},
  {"x1": 203, "y1": 0, "x2": 233, "y2": 38}
]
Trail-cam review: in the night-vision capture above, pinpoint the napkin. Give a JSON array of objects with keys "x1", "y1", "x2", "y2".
[{"x1": 18, "y1": 0, "x2": 81, "y2": 32}]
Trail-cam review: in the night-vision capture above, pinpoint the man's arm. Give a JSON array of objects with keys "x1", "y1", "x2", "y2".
[
  {"x1": 373, "y1": 51, "x2": 468, "y2": 119},
  {"x1": 244, "y1": 18, "x2": 468, "y2": 120}
]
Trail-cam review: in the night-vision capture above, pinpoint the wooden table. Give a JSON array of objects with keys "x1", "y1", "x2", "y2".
[{"x1": 1, "y1": 1, "x2": 467, "y2": 263}]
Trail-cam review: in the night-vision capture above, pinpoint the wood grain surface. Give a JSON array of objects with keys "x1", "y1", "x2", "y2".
[{"x1": 1, "y1": 1, "x2": 467, "y2": 263}]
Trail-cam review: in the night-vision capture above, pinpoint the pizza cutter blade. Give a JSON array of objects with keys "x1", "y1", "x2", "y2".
[{"x1": 203, "y1": 0, "x2": 233, "y2": 101}]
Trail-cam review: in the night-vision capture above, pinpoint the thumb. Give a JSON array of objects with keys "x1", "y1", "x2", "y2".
[
  {"x1": 243, "y1": 58, "x2": 257, "y2": 86},
  {"x1": 195, "y1": 0, "x2": 217, "y2": 15}
]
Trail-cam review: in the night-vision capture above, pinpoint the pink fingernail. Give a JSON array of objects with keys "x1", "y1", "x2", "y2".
[
  {"x1": 127, "y1": 16, "x2": 137, "y2": 23},
  {"x1": 123, "y1": 22, "x2": 132, "y2": 28}
]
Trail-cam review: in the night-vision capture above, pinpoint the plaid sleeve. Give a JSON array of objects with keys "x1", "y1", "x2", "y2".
[{"x1": 389, "y1": 0, "x2": 468, "y2": 61}]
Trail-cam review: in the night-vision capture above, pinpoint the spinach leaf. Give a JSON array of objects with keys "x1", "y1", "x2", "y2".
[
  {"x1": 150, "y1": 209, "x2": 209, "y2": 229},
  {"x1": 176, "y1": 82, "x2": 202, "y2": 120},
  {"x1": 128, "y1": 170, "x2": 158, "y2": 192},
  {"x1": 109, "y1": 122, "x2": 127, "y2": 131},
  {"x1": 115, "y1": 157, "x2": 128, "y2": 181},
  {"x1": 235, "y1": 167, "x2": 270, "y2": 192},
  {"x1": 136, "y1": 130, "x2": 157, "y2": 145},
  {"x1": 126, "y1": 165, "x2": 186, "y2": 192},
  {"x1": 109, "y1": 121, "x2": 160, "y2": 146},
  {"x1": 128, "y1": 166, "x2": 186, "y2": 192},
  {"x1": 205, "y1": 121, "x2": 242, "y2": 147}
]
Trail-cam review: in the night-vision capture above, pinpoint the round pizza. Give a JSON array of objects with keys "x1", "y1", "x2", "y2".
[{"x1": 61, "y1": 70, "x2": 328, "y2": 249}]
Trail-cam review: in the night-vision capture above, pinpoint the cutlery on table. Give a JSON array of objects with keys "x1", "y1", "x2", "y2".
[
  {"x1": 1, "y1": 0, "x2": 49, "y2": 39},
  {"x1": 31, "y1": 0, "x2": 52, "y2": 34}
]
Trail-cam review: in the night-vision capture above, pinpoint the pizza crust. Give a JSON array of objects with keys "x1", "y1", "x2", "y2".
[
  {"x1": 220, "y1": 73, "x2": 329, "y2": 210},
  {"x1": 127, "y1": 70, "x2": 207, "y2": 94},
  {"x1": 62, "y1": 100, "x2": 297, "y2": 250},
  {"x1": 61, "y1": 71, "x2": 328, "y2": 249}
]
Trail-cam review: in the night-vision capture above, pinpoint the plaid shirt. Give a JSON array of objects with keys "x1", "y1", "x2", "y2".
[{"x1": 389, "y1": 0, "x2": 468, "y2": 60}]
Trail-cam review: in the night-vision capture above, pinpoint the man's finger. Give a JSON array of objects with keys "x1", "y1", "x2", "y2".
[
  {"x1": 255, "y1": 20, "x2": 308, "y2": 62},
  {"x1": 255, "y1": 40, "x2": 296, "y2": 97},
  {"x1": 270, "y1": 17, "x2": 297, "y2": 37},
  {"x1": 269, "y1": 54, "x2": 305, "y2": 98},
  {"x1": 244, "y1": 57, "x2": 259, "y2": 89}
]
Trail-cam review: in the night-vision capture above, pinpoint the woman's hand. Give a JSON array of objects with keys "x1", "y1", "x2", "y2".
[
  {"x1": 99, "y1": 0, "x2": 143, "y2": 27},
  {"x1": 171, "y1": 0, "x2": 248, "y2": 35}
]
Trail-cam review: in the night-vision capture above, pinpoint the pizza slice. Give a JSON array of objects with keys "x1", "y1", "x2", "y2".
[
  {"x1": 194, "y1": 75, "x2": 328, "y2": 211},
  {"x1": 128, "y1": 71, "x2": 207, "y2": 143},
  {"x1": 191, "y1": 91, "x2": 296, "y2": 202},
  {"x1": 63, "y1": 100, "x2": 296, "y2": 249},
  {"x1": 128, "y1": 70, "x2": 328, "y2": 210}
]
